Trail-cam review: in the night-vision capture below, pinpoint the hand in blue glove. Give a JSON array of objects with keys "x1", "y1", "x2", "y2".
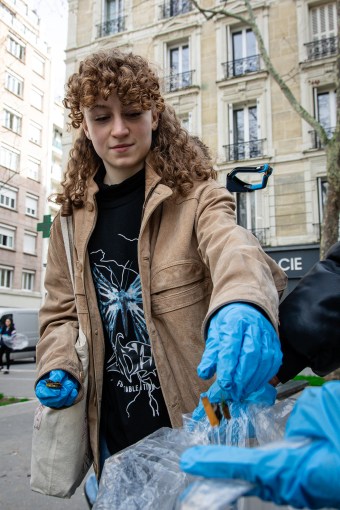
[
  {"x1": 197, "y1": 303, "x2": 282, "y2": 403},
  {"x1": 35, "y1": 369, "x2": 79, "y2": 408},
  {"x1": 181, "y1": 382, "x2": 340, "y2": 510}
]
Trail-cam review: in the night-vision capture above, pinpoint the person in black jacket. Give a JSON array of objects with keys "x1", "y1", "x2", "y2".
[
  {"x1": 277, "y1": 241, "x2": 340, "y2": 383},
  {"x1": 0, "y1": 317, "x2": 16, "y2": 374}
]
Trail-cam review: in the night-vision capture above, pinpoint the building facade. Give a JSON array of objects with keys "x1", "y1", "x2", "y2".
[
  {"x1": 0, "y1": 0, "x2": 52, "y2": 307},
  {"x1": 65, "y1": 0, "x2": 338, "y2": 290}
]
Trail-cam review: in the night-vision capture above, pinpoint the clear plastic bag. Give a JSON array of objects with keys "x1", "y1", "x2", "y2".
[
  {"x1": 94, "y1": 399, "x2": 296, "y2": 510},
  {"x1": 93, "y1": 427, "x2": 205, "y2": 510}
]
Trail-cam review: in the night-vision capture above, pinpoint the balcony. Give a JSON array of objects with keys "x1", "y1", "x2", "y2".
[
  {"x1": 305, "y1": 36, "x2": 337, "y2": 61},
  {"x1": 163, "y1": 70, "x2": 195, "y2": 93},
  {"x1": 222, "y1": 55, "x2": 261, "y2": 79},
  {"x1": 223, "y1": 139, "x2": 265, "y2": 161},
  {"x1": 309, "y1": 127, "x2": 336, "y2": 149},
  {"x1": 96, "y1": 15, "x2": 126, "y2": 38},
  {"x1": 160, "y1": 0, "x2": 192, "y2": 18}
]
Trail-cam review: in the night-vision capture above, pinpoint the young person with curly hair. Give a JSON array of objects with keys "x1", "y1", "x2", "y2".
[{"x1": 34, "y1": 48, "x2": 287, "y2": 481}]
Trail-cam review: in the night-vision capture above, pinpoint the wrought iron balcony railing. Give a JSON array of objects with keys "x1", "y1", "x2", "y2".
[
  {"x1": 160, "y1": 0, "x2": 192, "y2": 18},
  {"x1": 223, "y1": 139, "x2": 265, "y2": 161},
  {"x1": 164, "y1": 70, "x2": 195, "y2": 93},
  {"x1": 96, "y1": 15, "x2": 126, "y2": 38},
  {"x1": 305, "y1": 36, "x2": 337, "y2": 61},
  {"x1": 309, "y1": 126, "x2": 336, "y2": 149},
  {"x1": 222, "y1": 54, "x2": 261, "y2": 79}
]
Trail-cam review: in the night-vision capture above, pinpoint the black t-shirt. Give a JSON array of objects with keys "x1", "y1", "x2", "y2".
[{"x1": 88, "y1": 167, "x2": 171, "y2": 454}]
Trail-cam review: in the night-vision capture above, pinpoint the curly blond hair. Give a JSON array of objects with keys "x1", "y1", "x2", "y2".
[{"x1": 55, "y1": 48, "x2": 216, "y2": 213}]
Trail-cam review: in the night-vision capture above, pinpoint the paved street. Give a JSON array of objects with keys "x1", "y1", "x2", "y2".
[{"x1": 0, "y1": 361, "x2": 89, "y2": 510}]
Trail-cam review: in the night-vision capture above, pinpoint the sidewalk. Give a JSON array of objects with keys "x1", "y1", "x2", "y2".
[{"x1": 0, "y1": 399, "x2": 88, "y2": 510}]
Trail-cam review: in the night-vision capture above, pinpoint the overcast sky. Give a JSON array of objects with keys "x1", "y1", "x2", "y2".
[{"x1": 29, "y1": 0, "x2": 68, "y2": 98}]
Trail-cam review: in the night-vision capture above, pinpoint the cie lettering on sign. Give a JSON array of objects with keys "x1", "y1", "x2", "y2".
[{"x1": 278, "y1": 257, "x2": 302, "y2": 271}]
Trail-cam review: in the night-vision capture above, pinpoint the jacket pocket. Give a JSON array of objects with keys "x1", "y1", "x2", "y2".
[{"x1": 151, "y1": 259, "x2": 211, "y2": 315}]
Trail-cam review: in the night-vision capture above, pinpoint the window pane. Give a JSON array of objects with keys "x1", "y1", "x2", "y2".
[
  {"x1": 22, "y1": 271, "x2": 35, "y2": 290},
  {"x1": 0, "y1": 146, "x2": 19, "y2": 171},
  {"x1": 182, "y1": 45, "x2": 189, "y2": 72},
  {"x1": 27, "y1": 159, "x2": 40, "y2": 180},
  {"x1": 26, "y1": 195, "x2": 38, "y2": 216},
  {"x1": 0, "y1": 226, "x2": 15, "y2": 248},
  {"x1": 234, "y1": 109, "x2": 244, "y2": 143},
  {"x1": 0, "y1": 267, "x2": 13, "y2": 288},
  {"x1": 249, "y1": 106, "x2": 258, "y2": 141},
  {"x1": 0, "y1": 188, "x2": 17, "y2": 209},
  {"x1": 317, "y1": 92, "x2": 330, "y2": 128},
  {"x1": 170, "y1": 48, "x2": 179, "y2": 71},
  {"x1": 232, "y1": 32, "x2": 242, "y2": 60},
  {"x1": 31, "y1": 88, "x2": 43, "y2": 110},
  {"x1": 246, "y1": 29, "x2": 256, "y2": 56}
]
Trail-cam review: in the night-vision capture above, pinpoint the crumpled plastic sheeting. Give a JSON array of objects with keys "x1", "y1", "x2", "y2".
[
  {"x1": 93, "y1": 427, "x2": 207, "y2": 510},
  {"x1": 94, "y1": 399, "x2": 296, "y2": 510},
  {"x1": 174, "y1": 479, "x2": 253, "y2": 510}
]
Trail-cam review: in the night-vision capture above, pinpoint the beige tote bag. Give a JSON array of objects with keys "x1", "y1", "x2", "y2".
[{"x1": 30, "y1": 215, "x2": 93, "y2": 498}]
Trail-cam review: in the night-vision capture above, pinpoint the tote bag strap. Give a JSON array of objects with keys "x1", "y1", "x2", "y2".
[
  {"x1": 60, "y1": 214, "x2": 86, "y2": 343},
  {"x1": 60, "y1": 215, "x2": 75, "y2": 287}
]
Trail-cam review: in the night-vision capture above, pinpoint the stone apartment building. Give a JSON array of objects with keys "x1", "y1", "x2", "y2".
[
  {"x1": 0, "y1": 0, "x2": 55, "y2": 307},
  {"x1": 65, "y1": 0, "x2": 337, "y2": 292}
]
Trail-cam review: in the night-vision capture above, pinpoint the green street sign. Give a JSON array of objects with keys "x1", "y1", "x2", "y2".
[{"x1": 37, "y1": 214, "x2": 53, "y2": 238}]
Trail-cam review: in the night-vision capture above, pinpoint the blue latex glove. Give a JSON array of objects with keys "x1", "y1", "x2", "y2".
[
  {"x1": 35, "y1": 369, "x2": 79, "y2": 408},
  {"x1": 181, "y1": 382, "x2": 340, "y2": 509},
  {"x1": 196, "y1": 303, "x2": 282, "y2": 402}
]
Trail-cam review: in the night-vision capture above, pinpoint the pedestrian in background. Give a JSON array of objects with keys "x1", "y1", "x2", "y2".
[
  {"x1": 34, "y1": 48, "x2": 287, "y2": 486},
  {"x1": 0, "y1": 317, "x2": 16, "y2": 374}
]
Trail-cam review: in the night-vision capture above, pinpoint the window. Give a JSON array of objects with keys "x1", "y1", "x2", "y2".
[
  {"x1": 29, "y1": 121, "x2": 42, "y2": 145},
  {"x1": 7, "y1": 35, "x2": 25, "y2": 61},
  {"x1": 230, "y1": 28, "x2": 258, "y2": 77},
  {"x1": 25, "y1": 194, "x2": 38, "y2": 217},
  {"x1": 22, "y1": 270, "x2": 35, "y2": 291},
  {"x1": 5, "y1": 71, "x2": 24, "y2": 97},
  {"x1": 0, "y1": 145, "x2": 20, "y2": 172},
  {"x1": 166, "y1": 43, "x2": 192, "y2": 92},
  {"x1": 27, "y1": 158, "x2": 40, "y2": 180},
  {"x1": 0, "y1": 266, "x2": 13, "y2": 288},
  {"x1": 316, "y1": 90, "x2": 336, "y2": 132},
  {"x1": 31, "y1": 87, "x2": 44, "y2": 110},
  {"x1": 23, "y1": 232, "x2": 37, "y2": 254},
  {"x1": 311, "y1": 3, "x2": 336, "y2": 40},
  {"x1": 0, "y1": 225, "x2": 15, "y2": 249},
  {"x1": 306, "y1": 3, "x2": 337, "y2": 60},
  {"x1": 237, "y1": 192, "x2": 256, "y2": 230},
  {"x1": 230, "y1": 105, "x2": 261, "y2": 160},
  {"x1": 3, "y1": 108, "x2": 22, "y2": 134},
  {"x1": 161, "y1": 0, "x2": 192, "y2": 18},
  {"x1": 311, "y1": 90, "x2": 336, "y2": 148},
  {"x1": 0, "y1": 186, "x2": 17, "y2": 210},
  {"x1": 97, "y1": 0, "x2": 125, "y2": 37},
  {"x1": 236, "y1": 193, "x2": 267, "y2": 245},
  {"x1": 52, "y1": 127, "x2": 62, "y2": 150},
  {"x1": 32, "y1": 52, "x2": 45, "y2": 76}
]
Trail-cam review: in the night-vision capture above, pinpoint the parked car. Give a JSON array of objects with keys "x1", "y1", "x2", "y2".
[{"x1": 0, "y1": 308, "x2": 39, "y2": 362}]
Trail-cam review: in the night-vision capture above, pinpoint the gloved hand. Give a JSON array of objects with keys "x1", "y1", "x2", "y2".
[
  {"x1": 196, "y1": 303, "x2": 282, "y2": 404},
  {"x1": 181, "y1": 382, "x2": 340, "y2": 510},
  {"x1": 35, "y1": 369, "x2": 79, "y2": 408}
]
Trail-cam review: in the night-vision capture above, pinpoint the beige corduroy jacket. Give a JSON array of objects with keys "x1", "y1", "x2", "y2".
[{"x1": 37, "y1": 157, "x2": 287, "y2": 476}]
